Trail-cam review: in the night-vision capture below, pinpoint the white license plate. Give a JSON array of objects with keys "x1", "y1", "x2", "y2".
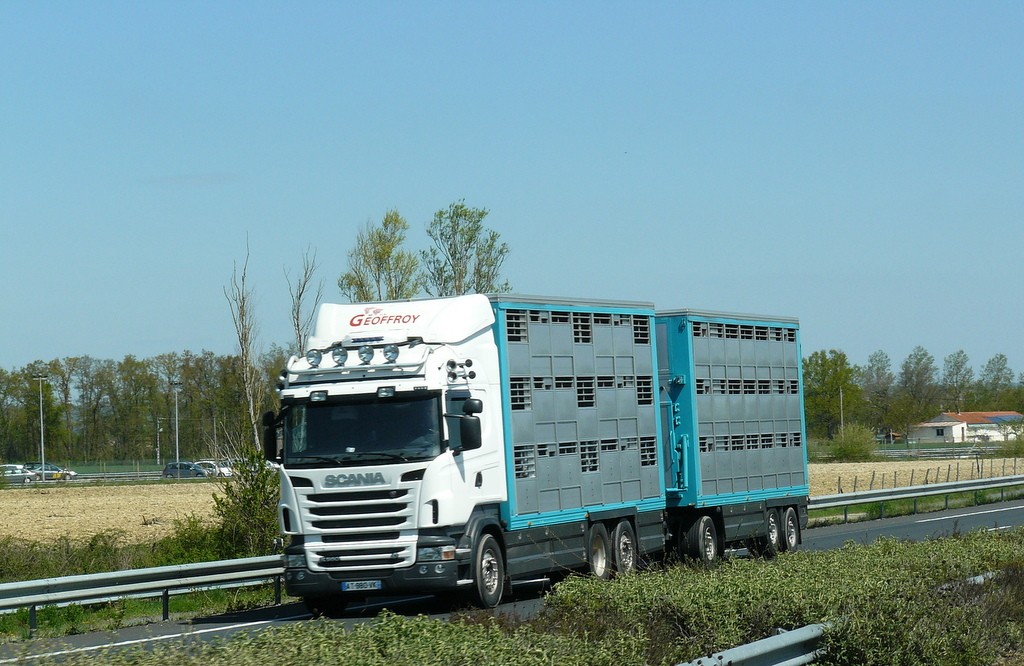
[{"x1": 341, "y1": 580, "x2": 382, "y2": 592}]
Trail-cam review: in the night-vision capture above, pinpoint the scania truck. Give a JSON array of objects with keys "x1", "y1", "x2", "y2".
[{"x1": 263, "y1": 294, "x2": 808, "y2": 616}]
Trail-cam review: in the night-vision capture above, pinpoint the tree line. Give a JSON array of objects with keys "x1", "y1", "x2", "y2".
[{"x1": 803, "y1": 346, "x2": 1024, "y2": 442}]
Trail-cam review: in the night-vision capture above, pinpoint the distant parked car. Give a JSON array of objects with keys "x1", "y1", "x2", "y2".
[
  {"x1": 162, "y1": 461, "x2": 209, "y2": 479},
  {"x1": 0, "y1": 464, "x2": 40, "y2": 484},
  {"x1": 24, "y1": 462, "x2": 78, "y2": 481},
  {"x1": 195, "y1": 460, "x2": 233, "y2": 477}
]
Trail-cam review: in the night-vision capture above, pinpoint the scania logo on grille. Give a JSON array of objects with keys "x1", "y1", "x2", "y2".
[{"x1": 324, "y1": 472, "x2": 387, "y2": 488}]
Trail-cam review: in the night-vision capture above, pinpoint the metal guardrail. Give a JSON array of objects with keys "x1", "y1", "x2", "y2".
[
  {"x1": 0, "y1": 555, "x2": 283, "y2": 632},
  {"x1": 677, "y1": 623, "x2": 829, "y2": 666},
  {"x1": 810, "y1": 473, "x2": 1024, "y2": 512}
]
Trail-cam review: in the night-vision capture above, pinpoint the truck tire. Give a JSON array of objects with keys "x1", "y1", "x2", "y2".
[
  {"x1": 587, "y1": 523, "x2": 613, "y2": 580},
  {"x1": 472, "y1": 533, "x2": 505, "y2": 608},
  {"x1": 686, "y1": 515, "x2": 718, "y2": 563},
  {"x1": 611, "y1": 520, "x2": 637, "y2": 575},
  {"x1": 304, "y1": 595, "x2": 350, "y2": 618},
  {"x1": 749, "y1": 509, "x2": 782, "y2": 558},
  {"x1": 780, "y1": 507, "x2": 800, "y2": 551}
]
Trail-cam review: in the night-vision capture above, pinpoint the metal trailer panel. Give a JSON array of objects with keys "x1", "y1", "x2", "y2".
[
  {"x1": 489, "y1": 297, "x2": 667, "y2": 532},
  {"x1": 656, "y1": 309, "x2": 809, "y2": 509}
]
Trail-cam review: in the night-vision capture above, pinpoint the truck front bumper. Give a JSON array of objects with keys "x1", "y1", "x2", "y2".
[{"x1": 283, "y1": 560, "x2": 462, "y2": 599}]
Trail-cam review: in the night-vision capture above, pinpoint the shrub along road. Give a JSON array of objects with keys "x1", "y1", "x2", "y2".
[{"x1": 4, "y1": 501, "x2": 1024, "y2": 665}]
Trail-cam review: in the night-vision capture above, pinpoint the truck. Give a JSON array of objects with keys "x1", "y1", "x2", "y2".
[{"x1": 262, "y1": 294, "x2": 808, "y2": 616}]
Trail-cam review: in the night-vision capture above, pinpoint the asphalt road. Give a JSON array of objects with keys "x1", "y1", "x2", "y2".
[{"x1": 4, "y1": 500, "x2": 1024, "y2": 663}]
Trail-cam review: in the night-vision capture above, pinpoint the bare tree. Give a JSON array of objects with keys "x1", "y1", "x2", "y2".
[
  {"x1": 224, "y1": 242, "x2": 265, "y2": 451},
  {"x1": 286, "y1": 246, "x2": 324, "y2": 355}
]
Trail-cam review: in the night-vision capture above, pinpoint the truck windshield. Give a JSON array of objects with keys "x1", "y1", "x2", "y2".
[{"x1": 283, "y1": 393, "x2": 442, "y2": 466}]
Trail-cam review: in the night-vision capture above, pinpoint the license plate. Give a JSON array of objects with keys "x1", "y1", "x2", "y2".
[{"x1": 342, "y1": 580, "x2": 382, "y2": 592}]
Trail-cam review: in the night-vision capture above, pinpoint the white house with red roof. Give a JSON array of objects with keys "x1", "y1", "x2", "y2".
[{"x1": 909, "y1": 411, "x2": 1024, "y2": 444}]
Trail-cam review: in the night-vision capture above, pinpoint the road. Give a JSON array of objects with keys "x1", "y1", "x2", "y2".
[{"x1": 3, "y1": 500, "x2": 1024, "y2": 663}]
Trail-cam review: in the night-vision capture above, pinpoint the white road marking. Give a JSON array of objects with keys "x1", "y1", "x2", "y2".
[
  {"x1": 916, "y1": 505, "x2": 1023, "y2": 524},
  {"x1": 0, "y1": 615, "x2": 308, "y2": 664}
]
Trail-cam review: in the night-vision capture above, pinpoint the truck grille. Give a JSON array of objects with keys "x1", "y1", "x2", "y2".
[{"x1": 297, "y1": 486, "x2": 417, "y2": 572}]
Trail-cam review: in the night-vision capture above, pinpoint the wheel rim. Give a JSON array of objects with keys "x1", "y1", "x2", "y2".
[
  {"x1": 617, "y1": 532, "x2": 635, "y2": 572},
  {"x1": 702, "y1": 523, "x2": 716, "y2": 560},
  {"x1": 590, "y1": 534, "x2": 609, "y2": 576},
  {"x1": 480, "y1": 548, "x2": 500, "y2": 595},
  {"x1": 767, "y1": 513, "x2": 779, "y2": 546},
  {"x1": 785, "y1": 512, "x2": 798, "y2": 547}
]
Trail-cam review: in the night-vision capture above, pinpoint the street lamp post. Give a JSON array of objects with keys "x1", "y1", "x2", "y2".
[
  {"x1": 32, "y1": 375, "x2": 47, "y2": 480},
  {"x1": 156, "y1": 419, "x2": 163, "y2": 466},
  {"x1": 171, "y1": 381, "x2": 182, "y2": 466}
]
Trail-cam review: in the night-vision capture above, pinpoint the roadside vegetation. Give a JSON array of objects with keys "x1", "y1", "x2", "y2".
[{"x1": 3, "y1": 529, "x2": 1024, "y2": 666}]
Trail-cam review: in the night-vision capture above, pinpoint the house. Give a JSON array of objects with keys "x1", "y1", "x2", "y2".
[{"x1": 909, "y1": 411, "x2": 1024, "y2": 444}]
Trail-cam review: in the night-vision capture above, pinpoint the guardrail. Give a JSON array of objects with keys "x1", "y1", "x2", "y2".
[
  {"x1": 677, "y1": 623, "x2": 829, "y2": 666},
  {"x1": 0, "y1": 555, "x2": 283, "y2": 633},
  {"x1": 809, "y1": 473, "x2": 1024, "y2": 520}
]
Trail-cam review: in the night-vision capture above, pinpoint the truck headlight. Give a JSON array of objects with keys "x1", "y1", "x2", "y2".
[
  {"x1": 284, "y1": 554, "x2": 306, "y2": 568},
  {"x1": 417, "y1": 545, "x2": 456, "y2": 562}
]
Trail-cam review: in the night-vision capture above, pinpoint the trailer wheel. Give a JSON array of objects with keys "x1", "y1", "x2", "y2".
[
  {"x1": 686, "y1": 515, "x2": 718, "y2": 563},
  {"x1": 780, "y1": 507, "x2": 800, "y2": 551},
  {"x1": 611, "y1": 520, "x2": 637, "y2": 575},
  {"x1": 749, "y1": 509, "x2": 782, "y2": 557},
  {"x1": 304, "y1": 595, "x2": 350, "y2": 618},
  {"x1": 587, "y1": 523, "x2": 613, "y2": 580},
  {"x1": 472, "y1": 533, "x2": 505, "y2": 608}
]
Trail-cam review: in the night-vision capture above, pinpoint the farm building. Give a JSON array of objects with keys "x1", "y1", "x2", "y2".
[{"x1": 909, "y1": 411, "x2": 1024, "y2": 444}]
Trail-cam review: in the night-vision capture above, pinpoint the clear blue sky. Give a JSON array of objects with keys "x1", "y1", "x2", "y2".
[{"x1": 2, "y1": 2, "x2": 1022, "y2": 376}]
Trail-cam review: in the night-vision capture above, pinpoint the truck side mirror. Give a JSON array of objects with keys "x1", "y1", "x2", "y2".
[
  {"x1": 448, "y1": 398, "x2": 484, "y2": 453},
  {"x1": 459, "y1": 415, "x2": 482, "y2": 451},
  {"x1": 262, "y1": 410, "x2": 280, "y2": 461}
]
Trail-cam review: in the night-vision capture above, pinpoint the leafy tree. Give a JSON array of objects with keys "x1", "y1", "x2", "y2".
[
  {"x1": 338, "y1": 210, "x2": 419, "y2": 302},
  {"x1": 420, "y1": 200, "x2": 511, "y2": 296},
  {"x1": 856, "y1": 350, "x2": 896, "y2": 439},
  {"x1": 940, "y1": 349, "x2": 974, "y2": 413},
  {"x1": 978, "y1": 353, "x2": 1015, "y2": 409},
  {"x1": 892, "y1": 346, "x2": 940, "y2": 439},
  {"x1": 803, "y1": 349, "x2": 861, "y2": 439}
]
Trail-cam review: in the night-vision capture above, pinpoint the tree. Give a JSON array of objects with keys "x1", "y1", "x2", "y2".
[
  {"x1": 338, "y1": 210, "x2": 419, "y2": 302},
  {"x1": 225, "y1": 242, "x2": 265, "y2": 452},
  {"x1": 941, "y1": 349, "x2": 974, "y2": 413},
  {"x1": 286, "y1": 246, "x2": 323, "y2": 355},
  {"x1": 857, "y1": 350, "x2": 896, "y2": 440},
  {"x1": 892, "y1": 346, "x2": 940, "y2": 439},
  {"x1": 802, "y1": 349, "x2": 861, "y2": 439},
  {"x1": 978, "y1": 353, "x2": 1015, "y2": 409},
  {"x1": 420, "y1": 200, "x2": 511, "y2": 296}
]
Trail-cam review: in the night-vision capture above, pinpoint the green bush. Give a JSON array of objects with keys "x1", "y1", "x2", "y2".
[
  {"x1": 829, "y1": 423, "x2": 878, "y2": 462},
  {"x1": 211, "y1": 446, "x2": 279, "y2": 558}
]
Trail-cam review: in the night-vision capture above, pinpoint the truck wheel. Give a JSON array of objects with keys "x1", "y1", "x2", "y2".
[
  {"x1": 587, "y1": 523, "x2": 612, "y2": 580},
  {"x1": 780, "y1": 507, "x2": 800, "y2": 551},
  {"x1": 304, "y1": 595, "x2": 350, "y2": 618},
  {"x1": 686, "y1": 515, "x2": 718, "y2": 563},
  {"x1": 611, "y1": 520, "x2": 637, "y2": 575},
  {"x1": 472, "y1": 533, "x2": 505, "y2": 608},
  {"x1": 749, "y1": 509, "x2": 782, "y2": 558}
]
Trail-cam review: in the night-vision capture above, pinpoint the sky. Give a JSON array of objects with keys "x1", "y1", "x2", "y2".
[{"x1": 2, "y1": 2, "x2": 1022, "y2": 377}]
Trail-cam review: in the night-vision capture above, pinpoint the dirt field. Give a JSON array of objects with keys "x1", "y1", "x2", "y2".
[{"x1": 1, "y1": 458, "x2": 1020, "y2": 544}]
